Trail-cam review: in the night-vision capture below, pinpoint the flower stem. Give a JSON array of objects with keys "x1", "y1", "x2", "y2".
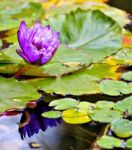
[{"x1": 14, "y1": 65, "x2": 30, "y2": 79}]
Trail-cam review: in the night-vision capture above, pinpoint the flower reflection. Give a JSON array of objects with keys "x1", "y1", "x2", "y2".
[{"x1": 19, "y1": 97, "x2": 62, "y2": 139}]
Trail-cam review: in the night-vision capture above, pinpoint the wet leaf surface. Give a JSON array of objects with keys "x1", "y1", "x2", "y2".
[
  {"x1": 97, "y1": 135, "x2": 122, "y2": 149},
  {"x1": 121, "y1": 71, "x2": 132, "y2": 81},
  {"x1": 99, "y1": 80, "x2": 132, "y2": 96},
  {"x1": 42, "y1": 111, "x2": 62, "y2": 119},
  {"x1": 126, "y1": 138, "x2": 132, "y2": 149},
  {"x1": 111, "y1": 119, "x2": 132, "y2": 138},
  {"x1": 0, "y1": 77, "x2": 40, "y2": 113},
  {"x1": 114, "y1": 96, "x2": 132, "y2": 114},
  {"x1": 62, "y1": 108, "x2": 91, "y2": 124},
  {"x1": 49, "y1": 98, "x2": 79, "y2": 110}
]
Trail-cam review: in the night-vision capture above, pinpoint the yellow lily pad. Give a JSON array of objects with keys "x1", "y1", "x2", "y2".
[{"x1": 62, "y1": 108, "x2": 91, "y2": 124}]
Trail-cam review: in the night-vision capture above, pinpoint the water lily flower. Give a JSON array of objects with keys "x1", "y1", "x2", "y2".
[
  {"x1": 19, "y1": 98, "x2": 62, "y2": 139},
  {"x1": 17, "y1": 21, "x2": 60, "y2": 65}
]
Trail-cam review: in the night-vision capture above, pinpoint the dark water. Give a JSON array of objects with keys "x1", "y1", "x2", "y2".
[{"x1": 108, "y1": 0, "x2": 132, "y2": 13}]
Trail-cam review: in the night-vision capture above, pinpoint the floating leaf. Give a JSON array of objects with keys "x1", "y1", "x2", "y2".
[
  {"x1": 42, "y1": 111, "x2": 61, "y2": 118},
  {"x1": 29, "y1": 72, "x2": 99, "y2": 95},
  {"x1": 77, "y1": 102, "x2": 95, "y2": 109},
  {"x1": 62, "y1": 108, "x2": 91, "y2": 124},
  {"x1": 99, "y1": 80, "x2": 132, "y2": 96},
  {"x1": 114, "y1": 48, "x2": 132, "y2": 65},
  {"x1": 95, "y1": 101, "x2": 115, "y2": 109},
  {"x1": 0, "y1": 77, "x2": 40, "y2": 113},
  {"x1": 111, "y1": 119, "x2": 132, "y2": 138},
  {"x1": 43, "y1": 9, "x2": 122, "y2": 63},
  {"x1": 97, "y1": 135, "x2": 122, "y2": 149},
  {"x1": 44, "y1": 2, "x2": 129, "y2": 27},
  {"x1": 83, "y1": 63, "x2": 121, "y2": 80},
  {"x1": 49, "y1": 98, "x2": 79, "y2": 110},
  {"x1": 0, "y1": 1, "x2": 44, "y2": 31},
  {"x1": 126, "y1": 138, "x2": 132, "y2": 149},
  {"x1": 90, "y1": 109, "x2": 122, "y2": 123},
  {"x1": 121, "y1": 71, "x2": 132, "y2": 81},
  {"x1": 114, "y1": 96, "x2": 132, "y2": 114},
  {"x1": 29, "y1": 142, "x2": 41, "y2": 149}
]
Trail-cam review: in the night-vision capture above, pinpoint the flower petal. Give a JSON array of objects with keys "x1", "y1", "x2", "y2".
[
  {"x1": 16, "y1": 49, "x2": 30, "y2": 63},
  {"x1": 32, "y1": 25, "x2": 51, "y2": 46},
  {"x1": 17, "y1": 21, "x2": 27, "y2": 50},
  {"x1": 40, "y1": 48, "x2": 57, "y2": 65},
  {"x1": 24, "y1": 44, "x2": 41, "y2": 64},
  {"x1": 28, "y1": 21, "x2": 42, "y2": 43}
]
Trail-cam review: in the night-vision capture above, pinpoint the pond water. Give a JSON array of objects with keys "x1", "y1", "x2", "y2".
[{"x1": 0, "y1": 114, "x2": 100, "y2": 150}]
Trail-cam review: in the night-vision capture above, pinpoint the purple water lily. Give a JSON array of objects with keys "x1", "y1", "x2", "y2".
[{"x1": 17, "y1": 21, "x2": 60, "y2": 65}]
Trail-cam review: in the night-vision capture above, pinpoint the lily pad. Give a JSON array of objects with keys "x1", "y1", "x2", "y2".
[
  {"x1": 126, "y1": 138, "x2": 132, "y2": 149},
  {"x1": 45, "y1": 2, "x2": 129, "y2": 27},
  {"x1": 29, "y1": 72, "x2": 100, "y2": 95},
  {"x1": 77, "y1": 102, "x2": 95, "y2": 110},
  {"x1": 42, "y1": 111, "x2": 61, "y2": 118},
  {"x1": 114, "y1": 96, "x2": 132, "y2": 114},
  {"x1": 0, "y1": 1, "x2": 44, "y2": 31},
  {"x1": 114, "y1": 48, "x2": 132, "y2": 65},
  {"x1": 121, "y1": 71, "x2": 132, "y2": 81},
  {"x1": 0, "y1": 77, "x2": 40, "y2": 113},
  {"x1": 83, "y1": 63, "x2": 121, "y2": 80},
  {"x1": 111, "y1": 119, "x2": 132, "y2": 138},
  {"x1": 95, "y1": 101, "x2": 115, "y2": 109},
  {"x1": 97, "y1": 135, "x2": 122, "y2": 149},
  {"x1": 49, "y1": 98, "x2": 79, "y2": 110},
  {"x1": 90, "y1": 109, "x2": 122, "y2": 123},
  {"x1": 43, "y1": 9, "x2": 122, "y2": 63},
  {"x1": 99, "y1": 80, "x2": 132, "y2": 96},
  {"x1": 62, "y1": 108, "x2": 91, "y2": 124}
]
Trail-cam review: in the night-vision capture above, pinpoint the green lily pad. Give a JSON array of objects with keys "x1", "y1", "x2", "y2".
[
  {"x1": 111, "y1": 119, "x2": 132, "y2": 138},
  {"x1": 77, "y1": 102, "x2": 95, "y2": 110},
  {"x1": 97, "y1": 135, "x2": 122, "y2": 149},
  {"x1": 83, "y1": 63, "x2": 120, "y2": 80},
  {"x1": 114, "y1": 96, "x2": 132, "y2": 114},
  {"x1": 99, "y1": 80, "x2": 132, "y2": 96},
  {"x1": 0, "y1": 77, "x2": 40, "y2": 113},
  {"x1": 90, "y1": 109, "x2": 122, "y2": 123},
  {"x1": 29, "y1": 72, "x2": 100, "y2": 95},
  {"x1": 114, "y1": 48, "x2": 132, "y2": 65},
  {"x1": 126, "y1": 138, "x2": 132, "y2": 149},
  {"x1": 0, "y1": 1, "x2": 44, "y2": 31},
  {"x1": 121, "y1": 71, "x2": 132, "y2": 81},
  {"x1": 45, "y1": 2, "x2": 129, "y2": 27},
  {"x1": 95, "y1": 101, "x2": 115, "y2": 109},
  {"x1": 49, "y1": 98, "x2": 79, "y2": 110},
  {"x1": 43, "y1": 9, "x2": 122, "y2": 63},
  {"x1": 42, "y1": 111, "x2": 61, "y2": 118},
  {"x1": 0, "y1": 43, "x2": 24, "y2": 63}
]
